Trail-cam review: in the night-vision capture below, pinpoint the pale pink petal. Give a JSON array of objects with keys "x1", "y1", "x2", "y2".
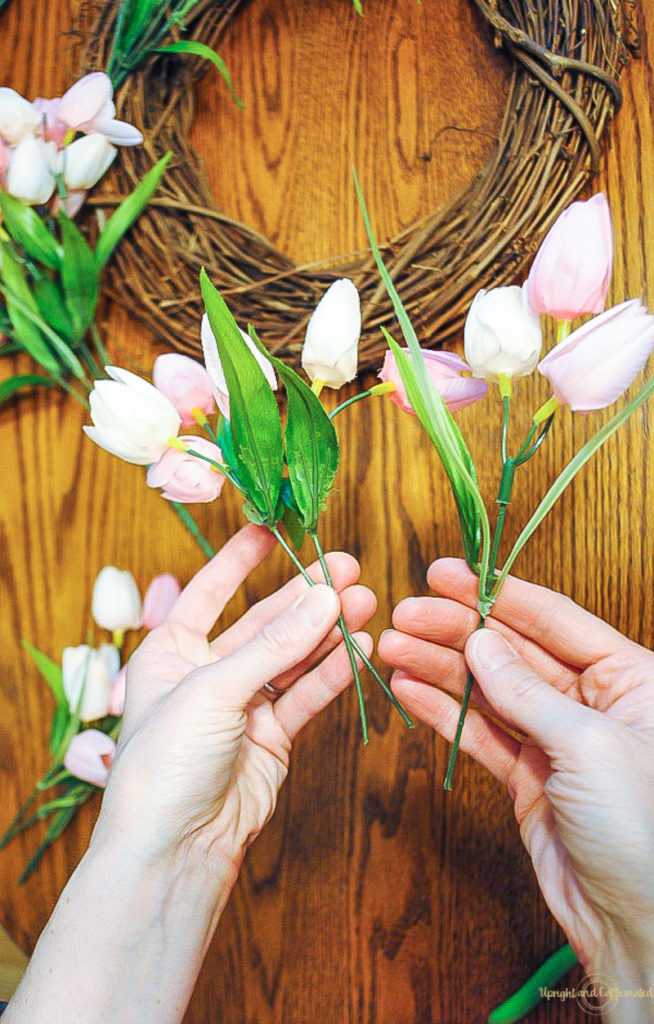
[
  {"x1": 58, "y1": 72, "x2": 113, "y2": 129},
  {"x1": 64, "y1": 729, "x2": 116, "y2": 788}
]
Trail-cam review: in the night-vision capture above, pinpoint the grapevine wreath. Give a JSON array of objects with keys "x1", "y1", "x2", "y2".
[{"x1": 79, "y1": 0, "x2": 638, "y2": 367}]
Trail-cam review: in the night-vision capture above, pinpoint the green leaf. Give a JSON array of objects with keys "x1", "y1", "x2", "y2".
[
  {"x1": 0, "y1": 281, "x2": 86, "y2": 379},
  {"x1": 58, "y1": 211, "x2": 99, "y2": 338},
  {"x1": 0, "y1": 374, "x2": 53, "y2": 403},
  {"x1": 22, "y1": 641, "x2": 71, "y2": 758},
  {"x1": 155, "y1": 42, "x2": 244, "y2": 109},
  {"x1": 281, "y1": 503, "x2": 307, "y2": 551},
  {"x1": 0, "y1": 193, "x2": 61, "y2": 269},
  {"x1": 353, "y1": 167, "x2": 490, "y2": 577},
  {"x1": 200, "y1": 270, "x2": 283, "y2": 523},
  {"x1": 248, "y1": 325, "x2": 340, "y2": 532},
  {"x1": 33, "y1": 275, "x2": 75, "y2": 341},
  {"x1": 352, "y1": 0, "x2": 363, "y2": 12},
  {"x1": 0, "y1": 242, "x2": 60, "y2": 374},
  {"x1": 94, "y1": 152, "x2": 172, "y2": 273},
  {"x1": 493, "y1": 379, "x2": 654, "y2": 599}
]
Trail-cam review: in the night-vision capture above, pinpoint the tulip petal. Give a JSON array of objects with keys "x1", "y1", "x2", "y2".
[{"x1": 58, "y1": 72, "x2": 113, "y2": 129}]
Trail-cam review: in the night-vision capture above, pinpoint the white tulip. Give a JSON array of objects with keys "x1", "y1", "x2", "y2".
[
  {"x1": 201, "y1": 314, "x2": 277, "y2": 418},
  {"x1": 0, "y1": 87, "x2": 42, "y2": 144},
  {"x1": 301, "y1": 279, "x2": 361, "y2": 389},
  {"x1": 62, "y1": 644, "x2": 120, "y2": 722},
  {"x1": 5, "y1": 135, "x2": 55, "y2": 205},
  {"x1": 62, "y1": 133, "x2": 116, "y2": 190},
  {"x1": 92, "y1": 566, "x2": 142, "y2": 632},
  {"x1": 83, "y1": 365, "x2": 182, "y2": 465},
  {"x1": 464, "y1": 284, "x2": 543, "y2": 381}
]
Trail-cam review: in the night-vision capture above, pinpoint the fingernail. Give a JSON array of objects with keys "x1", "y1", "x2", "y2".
[
  {"x1": 468, "y1": 630, "x2": 517, "y2": 671},
  {"x1": 294, "y1": 584, "x2": 339, "y2": 628}
]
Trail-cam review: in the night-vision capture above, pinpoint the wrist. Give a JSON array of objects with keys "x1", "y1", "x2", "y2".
[{"x1": 588, "y1": 924, "x2": 654, "y2": 1024}]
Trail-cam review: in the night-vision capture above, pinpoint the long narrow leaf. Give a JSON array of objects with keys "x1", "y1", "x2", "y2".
[
  {"x1": 94, "y1": 152, "x2": 172, "y2": 272},
  {"x1": 0, "y1": 374, "x2": 53, "y2": 403},
  {"x1": 155, "y1": 42, "x2": 244, "y2": 109},
  {"x1": 0, "y1": 193, "x2": 61, "y2": 269},
  {"x1": 200, "y1": 270, "x2": 283, "y2": 522},
  {"x1": 33, "y1": 275, "x2": 75, "y2": 341},
  {"x1": 248, "y1": 325, "x2": 339, "y2": 531},
  {"x1": 0, "y1": 242, "x2": 60, "y2": 374},
  {"x1": 493, "y1": 380, "x2": 654, "y2": 597},
  {"x1": 58, "y1": 211, "x2": 99, "y2": 338},
  {"x1": 0, "y1": 284, "x2": 86, "y2": 379}
]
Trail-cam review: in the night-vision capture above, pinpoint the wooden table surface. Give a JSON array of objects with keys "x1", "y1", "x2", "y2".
[{"x1": 1, "y1": 1, "x2": 653, "y2": 1022}]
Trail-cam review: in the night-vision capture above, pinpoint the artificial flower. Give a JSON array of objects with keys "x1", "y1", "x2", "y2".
[
  {"x1": 301, "y1": 278, "x2": 361, "y2": 388},
  {"x1": 62, "y1": 643, "x2": 120, "y2": 722},
  {"x1": 0, "y1": 87, "x2": 42, "y2": 145},
  {"x1": 464, "y1": 284, "x2": 542, "y2": 381},
  {"x1": 537, "y1": 298, "x2": 654, "y2": 411},
  {"x1": 527, "y1": 193, "x2": 613, "y2": 320},
  {"x1": 64, "y1": 729, "x2": 116, "y2": 788},
  {"x1": 5, "y1": 135, "x2": 55, "y2": 205},
  {"x1": 153, "y1": 353, "x2": 215, "y2": 428},
  {"x1": 57, "y1": 72, "x2": 143, "y2": 146},
  {"x1": 379, "y1": 349, "x2": 488, "y2": 414},
  {"x1": 84, "y1": 365, "x2": 182, "y2": 465},
  {"x1": 61, "y1": 133, "x2": 117, "y2": 191},
  {"x1": 146, "y1": 437, "x2": 226, "y2": 503},
  {"x1": 142, "y1": 573, "x2": 182, "y2": 629},
  {"x1": 201, "y1": 314, "x2": 277, "y2": 417},
  {"x1": 92, "y1": 566, "x2": 142, "y2": 632}
]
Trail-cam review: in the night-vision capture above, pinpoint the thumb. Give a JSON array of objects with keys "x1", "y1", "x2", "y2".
[
  {"x1": 465, "y1": 629, "x2": 588, "y2": 756},
  {"x1": 202, "y1": 583, "x2": 341, "y2": 707}
]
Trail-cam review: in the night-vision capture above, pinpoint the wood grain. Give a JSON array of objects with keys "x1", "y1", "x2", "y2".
[{"x1": 0, "y1": 1, "x2": 653, "y2": 1022}]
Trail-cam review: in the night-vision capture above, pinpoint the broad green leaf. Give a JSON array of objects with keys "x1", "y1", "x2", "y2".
[
  {"x1": 352, "y1": 0, "x2": 363, "y2": 12},
  {"x1": 94, "y1": 152, "x2": 172, "y2": 272},
  {"x1": 155, "y1": 42, "x2": 244, "y2": 109},
  {"x1": 0, "y1": 193, "x2": 61, "y2": 269},
  {"x1": 493, "y1": 379, "x2": 654, "y2": 598},
  {"x1": 58, "y1": 211, "x2": 99, "y2": 338},
  {"x1": 248, "y1": 325, "x2": 340, "y2": 532},
  {"x1": 33, "y1": 275, "x2": 75, "y2": 341},
  {"x1": 200, "y1": 270, "x2": 283, "y2": 523},
  {"x1": 0, "y1": 374, "x2": 52, "y2": 403},
  {"x1": 281, "y1": 504, "x2": 306, "y2": 551},
  {"x1": 354, "y1": 167, "x2": 490, "y2": 578},
  {"x1": 0, "y1": 242, "x2": 60, "y2": 374}
]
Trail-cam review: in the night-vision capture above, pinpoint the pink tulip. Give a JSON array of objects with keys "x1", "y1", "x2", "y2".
[
  {"x1": 152, "y1": 354, "x2": 216, "y2": 428},
  {"x1": 527, "y1": 193, "x2": 613, "y2": 321},
  {"x1": 57, "y1": 72, "x2": 143, "y2": 147},
  {"x1": 64, "y1": 729, "x2": 116, "y2": 788},
  {"x1": 538, "y1": 298, "x2": 654, "y2": 411},
  {"x1": 33, "y1": 97, "x2": 67, "y2": 148},
  {"x1": 142, "y1": 573, "x2": 182, "y2": 629},
  {"x1": 146, "y1": 436, "x2": 226, "y2": 503},
  {"x1": 108, "y1": 665, "x2": 127, "y2": 716},
  {"x1": 379, "y1": 349, "x2": 488, "y2": 415}
]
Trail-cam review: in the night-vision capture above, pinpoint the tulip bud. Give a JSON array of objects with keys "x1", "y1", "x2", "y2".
[
  {"x1": 146, "y1": 437, "x2": 226, "y2": 503},
  {"x1": 84, "y1": 365, "x2": 182, "y2": 465},
  {"x1": 62, "y1": 133, "x2": 116, "y2": 190},
  {"x1": 301, "y1": 279, "x2": 360, "y2": 388},
  {"x1": 538, "y1": 298, "x2": 654, "y2": 411},
  {"x1": 464, "y1": 284, "x2": 542, "y2": 381},
  {"x1": 201, "y1": 314, "x2": 277, "y2": 418},
  {"x1": 5, "y1": 135, "x2": 55, "y2": 205},
  {"x1": 62, "y1": 644, "x2": 120, "y2": 722},
  {"x1": 0, "y1": 87, "x2": 42, "y2": 144},
  {"x1": 153, "y1": 353, "x2": 215, "y2": 428},
  {"x1": 527, "y1": 194, "x2": 613, "y2": 321},
  {"x1": 64, "y1": 729, "x2": 116, "y2": 788},
  {"x1": 379, "y1": 349, "x2": 488, "y2": 415},
  {"x1": 142, "y1": 574, "x2": 182, "y2": 630},
  {"x1": 58, "y1": 72, "x2": 113, "y2": 130},
  {"x1": 92, "y1": 566, "x2": 142, "y2": 632}
]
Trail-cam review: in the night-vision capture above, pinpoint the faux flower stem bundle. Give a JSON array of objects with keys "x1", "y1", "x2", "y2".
[
  {"x1": 355, "y1": 170, "x2": 654, "y2": 790},
  {"x1": 0, "y1": 73, "x2": 170, "y2": 406},
  {"x1": 1, "y1": 567, "x2": 181, "y2": 882},
  {"x1": 84, "y1": 272, "x2": 413, "y2": 742}
]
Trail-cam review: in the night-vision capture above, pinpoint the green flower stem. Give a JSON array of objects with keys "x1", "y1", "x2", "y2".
[
  {"x1": 488, "y1": 943, "x2": 578, "y2": 1023},
  {"x1": 328, "y1": 382, "x2": 395, "y2": 420},
  {"x1": 89, "y1": 323, "x2": 110, "y2": 370},
  {"x1": 169, "y1": 501, "x2": 215, "y2": 559}
]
